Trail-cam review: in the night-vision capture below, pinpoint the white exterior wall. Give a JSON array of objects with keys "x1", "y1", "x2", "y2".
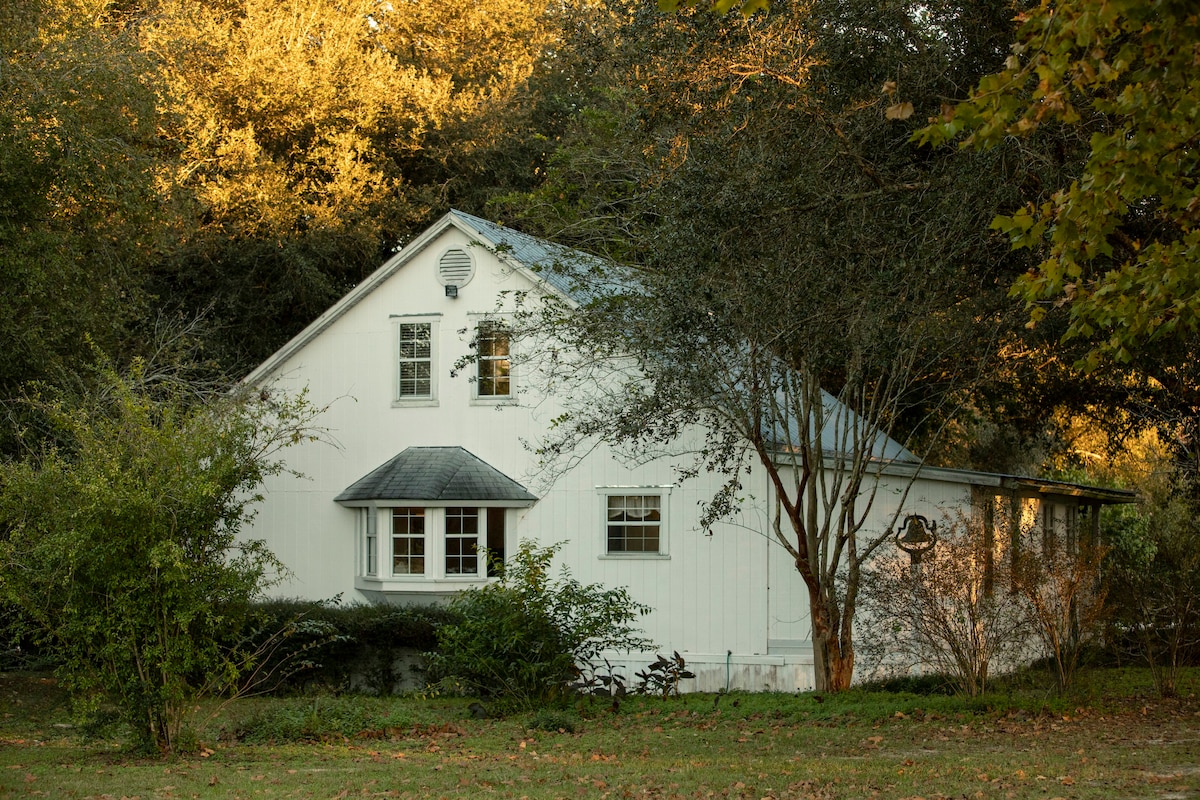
[{"x1": 244, "y1": 218, "x2": 984, "y2": 692}]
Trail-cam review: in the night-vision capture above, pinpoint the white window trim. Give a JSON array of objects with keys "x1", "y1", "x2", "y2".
[
  {"x1": 391, "y1": 314, "x2": 440, "y2": 407},
  {"x1": 596, "y1": 486, "x2": 673, "y2": 560},
  {"x1": 468, "y1": 313, "x2": 516, "y2": 406},
  {"x1": 361, "y1": 508, "x2": 378, "y2": 577},
  {"x1": 356, "y1": 505, "x2": 515, "y2": 589}
]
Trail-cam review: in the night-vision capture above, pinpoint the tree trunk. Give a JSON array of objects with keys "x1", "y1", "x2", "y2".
[{"x1": 810, "y1": 592, "x2": 854, "y2": 692}]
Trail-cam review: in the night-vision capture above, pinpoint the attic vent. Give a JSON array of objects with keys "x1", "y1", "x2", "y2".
[{"x1": 437, "y1": 248, "x2": 474, "y2": 294}]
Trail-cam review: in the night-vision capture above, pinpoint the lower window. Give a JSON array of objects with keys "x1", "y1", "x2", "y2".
[
  {"x1": 392, "y1": 507, "x2": 426, "y2": 575},
  {"x1": 445, "y1": 507, "x2": 480, "y2": 576},
  {"x1": 606, "y1": 494, "x2": 662, "y2": 554},
  {"x1": 361, "y1": 506, "x2": 508, "y2": 580}
]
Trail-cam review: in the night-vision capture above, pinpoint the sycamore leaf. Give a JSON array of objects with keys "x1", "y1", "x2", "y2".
[{"x1": 885, "y1": 102, "x2": 915, "y2": 120}]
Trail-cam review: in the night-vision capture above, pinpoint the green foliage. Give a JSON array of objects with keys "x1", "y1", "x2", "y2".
[
  {"x1": 240, "y1": 599, "x2": 461, "y2": 695},
  {"x1": 1105, "y1": 493, "x2": 1200, "y2": 696},
  {"x1": 919, "y1": 0, "x2": 1200, "y2": 366},
  {"x1": 0, "y1": 1, "x2": 176, "y2": 406},
  {"x1": 425, "y1": 541, "x2": 652, "y2": 709},
  {"x1": 234, "y1": 696, "x2": 414, "y2": 743},
  {"x1": 634, "y1": 652, "x2": 696, "y2": 699},
  {"x1": 0, "y1": 360, "x2": 321, "y2": 752}
]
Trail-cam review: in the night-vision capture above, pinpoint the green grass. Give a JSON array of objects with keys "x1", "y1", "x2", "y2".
[{"x1": 1, "y1": 669, "x2": 1199, "y2": 798}]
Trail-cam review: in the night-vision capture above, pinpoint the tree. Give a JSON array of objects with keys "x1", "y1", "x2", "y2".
[
  {"x1": 138, "y1": 0, "x2": 557, "y2": 370},
  {"x1": 919, "y1": 0, "x2": 1200, "y2": 367},
  {"x1": 0, "y1": 0, "x2": 179, "y2": 406},
  {"x1": 0, "y1": 360, "x2": 321, "y2": 752},
  {"x1": 501, "y1": 0, "x2": 1037, "y2": 691}
]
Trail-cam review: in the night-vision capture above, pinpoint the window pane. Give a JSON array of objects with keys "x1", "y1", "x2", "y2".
[
  {"x1": 476, "y1": 321, "x2": 511, "y2": 397},
  {"x1": 392, "y1": 507, "x2": 425, "y2": 575},
  {"x1": 487, "y1": 508, "x2": 506, "y2": 577},
  {"x1": 606, "y1": 495, "x2": 662, "y2": 554},
  {"x1": 398, "y1": 323, "x2": 433, "y2": 398},
  {"x1": 446, "y1": 507, "x2": 480, "y2": 576}
]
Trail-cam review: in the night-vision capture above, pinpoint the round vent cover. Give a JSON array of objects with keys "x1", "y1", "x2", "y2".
[{"x1": 437, "y1": 248, "x2": 474, "y2": 289}]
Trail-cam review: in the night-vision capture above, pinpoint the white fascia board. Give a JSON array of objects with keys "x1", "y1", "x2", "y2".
[
  {"x1": 336, "y1": 498, "x2": 537, "y2": 509},
  {"x1": 777, "y1": 454, "x2": 1135, "y2": 503},
  {"x1": 871, "y1": 459, "x2": 1004, "y2": 488}
]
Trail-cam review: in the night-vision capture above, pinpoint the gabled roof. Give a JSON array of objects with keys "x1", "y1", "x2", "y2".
[
  {"x1": 449, "y1": 210, "x2": 605, "y2": 299},
  {"x1": 335, "y1": 446, "x2": 538, "y2": 506},
  {"x1": 244, "y1": 209, "x2": 590, "y2": 386}
]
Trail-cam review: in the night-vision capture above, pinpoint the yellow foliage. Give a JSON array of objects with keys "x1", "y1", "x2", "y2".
[{"x1": 139, "y1": 0, "x2": 552, "y2": 241}]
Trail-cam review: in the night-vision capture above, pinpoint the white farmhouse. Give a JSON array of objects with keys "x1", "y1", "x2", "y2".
[{"x1": 242, "y1": 210, "x2": 1135, "y2": 692}]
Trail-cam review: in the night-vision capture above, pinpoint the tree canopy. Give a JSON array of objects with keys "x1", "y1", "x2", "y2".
[
  {"x1": 497, "y1": 0, "x2": 1051, "y2": 690},
  {"x1": 919, "y1": 0, "x2": 1200, "y2": 367}
]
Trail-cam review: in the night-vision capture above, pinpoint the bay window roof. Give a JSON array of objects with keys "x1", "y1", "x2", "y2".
[{"x1": 334, "y1": 446, "x2": 537, "y2": 505}]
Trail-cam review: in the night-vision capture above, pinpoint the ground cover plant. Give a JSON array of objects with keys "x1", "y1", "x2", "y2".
[{"x1": 1, "y1": 667, "x2": 1198, "y2": 799}]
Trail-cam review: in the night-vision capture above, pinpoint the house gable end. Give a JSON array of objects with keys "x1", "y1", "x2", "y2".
[{"x1": 243, "y1": 211, "x2": 592, "y2": 386}]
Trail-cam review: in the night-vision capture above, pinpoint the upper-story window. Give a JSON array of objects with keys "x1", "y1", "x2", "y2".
[
  {"x1": 393, "y1": 315, "x2": 439, "y2": 405},
  {"x1": 475, "y1": 320, "x2": 511, "y2": 399}
]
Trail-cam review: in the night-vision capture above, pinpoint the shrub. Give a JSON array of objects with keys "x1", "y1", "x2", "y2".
[
  {"x1": 236, "y1": 599, "x2": 462, "y2": 695},
  {"x1": 425, "y1": 541, "x2": 652, "y2": 709},
  {"x1": 1105, "y1": 495, "x2": 1200, "y2": 696},
  {"x1": 860, "y1": 511, "x2": 1031, "y2": 696},
  {"x1": 0, "y1": 363, "x2": 321, "y2": 753},
  {"x1": 1012, "y1": 523, "x2": 1108, "y2": 693}
]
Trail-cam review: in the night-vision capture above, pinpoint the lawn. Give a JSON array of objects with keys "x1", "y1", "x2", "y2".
[{"x1": 1, "y1": 669, "x2": 1198, "y2": 799}]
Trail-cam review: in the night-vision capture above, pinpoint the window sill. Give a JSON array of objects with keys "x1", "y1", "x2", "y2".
[
  {"x1": 598, "y1": 553, "x2": 671, "y2": 561},
  {"x1": 469, "y1": 395, "x2": 517, "y2": 407},
  {"x1": 391, "y1": 398, "x2": 438, "y2": 408},
  {"x1": 355, "y1": 576, "x2": 495, "y2": 593}
]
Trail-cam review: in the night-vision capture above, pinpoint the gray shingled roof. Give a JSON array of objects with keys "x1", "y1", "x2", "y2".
[{"x1": 335, "y1": 447, "x2": 538, "y2": 504}]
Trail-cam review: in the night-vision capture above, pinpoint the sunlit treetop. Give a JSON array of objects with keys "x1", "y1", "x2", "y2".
[{"x1": 657, "y1": 0, "x2": 771, "y2": 19}]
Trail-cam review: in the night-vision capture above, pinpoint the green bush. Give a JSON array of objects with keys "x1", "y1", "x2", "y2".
[
  {"x1": 238, "y1": 599, "x2": 462, "y2": 695},
  {"x1": 0, "y1": 363, "x2": 321, "y2": 753},
  {"x1": 425, "y1": 541, "x2": 652, "y2": 709},
  {"x1": 1105, "y1": 495, "x2": 1200, "y2": 695}
]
